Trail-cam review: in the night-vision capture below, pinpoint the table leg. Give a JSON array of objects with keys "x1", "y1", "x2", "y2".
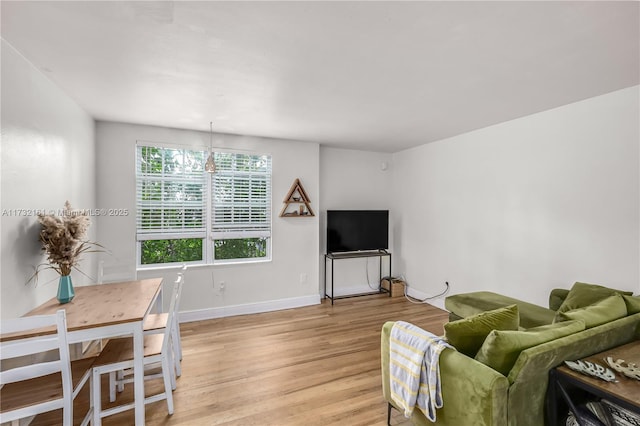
[{"x1": 133, "y1": 324, "x2": 145, "y2": 425}]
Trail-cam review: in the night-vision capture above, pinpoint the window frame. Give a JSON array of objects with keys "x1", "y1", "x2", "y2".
[{"x1": 135, "y1": 141, "x2": 272, "y2": 269}]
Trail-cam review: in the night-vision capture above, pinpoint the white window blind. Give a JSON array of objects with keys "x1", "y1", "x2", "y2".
[
  {"x1": 136, "y1": 144, "x2": 206, "y2": 239},
  {"x1": 212, "y1": 152, "x2": 272, "y2": 237},
  {"x1": 135, "y1": 142, "x2": 272, "y2": 266}
]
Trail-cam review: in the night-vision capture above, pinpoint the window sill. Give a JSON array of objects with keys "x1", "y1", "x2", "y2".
[{"x1": 136, "y1": 258, "x2": 272, "y2": 272}]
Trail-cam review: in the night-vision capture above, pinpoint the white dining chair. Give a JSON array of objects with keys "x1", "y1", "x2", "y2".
[
  {"x1": 0, "y1": 309, "x2": 94, "y2": 426},
  {"x1": 90, "y1": 275, "x2": 183, "y2": 425},
  {"x1": 110, "y1": 267, "x2": 185, "y2": 399},
  {"x1": 141, "y1": 265, "x2": 186, "y2": 377}
]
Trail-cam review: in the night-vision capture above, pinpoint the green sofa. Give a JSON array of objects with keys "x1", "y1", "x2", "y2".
[{"x1": 381, "y1": 285, "x2": 640, "y2": 426}]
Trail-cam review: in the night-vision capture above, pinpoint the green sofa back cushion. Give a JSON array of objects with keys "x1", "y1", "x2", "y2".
[
  {"x1": 623, "y1": 295, "x2": 640, "y2": 314},
  {"x1": 555, "y1": 282, "x2": 632, "y2": 320},
  {"x1": 475, "y1": 319, "x2": 586, "y2": 376},
  {"x1": 557, "y1": 294, "x2": 627, "y2": 328},
  {"x1": 444, "y1": 304, "x2": 519, "y2": 357}
]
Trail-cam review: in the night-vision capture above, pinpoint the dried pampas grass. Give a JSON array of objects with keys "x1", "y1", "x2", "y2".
[{"x1": 35, "y1": 201, "x2": 102, "y2": 280}]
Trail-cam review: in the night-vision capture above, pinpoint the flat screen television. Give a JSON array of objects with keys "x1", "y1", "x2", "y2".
[{"x1": 326, "y1": 210, "x2": 389, "y2": 253}]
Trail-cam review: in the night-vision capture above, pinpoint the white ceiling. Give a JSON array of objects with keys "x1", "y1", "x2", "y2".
[{"x1": 2, "y1": 1, "x2": 638, "y2": 152}]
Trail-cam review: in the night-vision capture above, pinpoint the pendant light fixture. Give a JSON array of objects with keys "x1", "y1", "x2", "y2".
[{"x1": 205, "y1": 121, "x2": 216, "y2": 173}]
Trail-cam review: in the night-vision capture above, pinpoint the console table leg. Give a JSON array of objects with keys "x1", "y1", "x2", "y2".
[
  {"x1": 557, "y1": 379, "x2": 586, "y2": 426},
  {"x1": 331, "y1": 257, "x2": 335, "y2": 305}
]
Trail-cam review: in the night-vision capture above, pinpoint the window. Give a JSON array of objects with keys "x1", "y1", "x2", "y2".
[
  {"x1": 136, "y1": 143, "x2": 272, "y2": 267},
  {"x1": 211, "y1": 152, "x2": 272, "y2": 261}
]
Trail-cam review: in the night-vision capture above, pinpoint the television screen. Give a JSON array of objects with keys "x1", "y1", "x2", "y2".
[{"x1": 326, "y1": 210, "x2": 389, "y2": 253}]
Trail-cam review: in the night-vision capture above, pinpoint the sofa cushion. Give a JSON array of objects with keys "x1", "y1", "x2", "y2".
[
  {"x1": 557, "y1": 294, "x2": 627, "y2": 328},
  {"x1": 548, "y1": 288, "x2": 570, "y2": 312},
  {"x1": 475, "y1": 320, "x2": 585, "y2": 376},
  {"x1": 444, "y1": 304, "x2": 519, "y2": 357},
  {"x1": 555, "y1": 282, "x2": 632, "y2": 320},
  {"x1": 445, "y1": 291, "x2": 555, "y2": 328},
  {"x1": 623, "y1": 295, "x2": 640, "y2": 314}
]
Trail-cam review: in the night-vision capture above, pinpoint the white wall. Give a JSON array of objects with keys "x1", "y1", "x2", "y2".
[
  {"x1": 393, "y1": 86, "x2": 640, "y2": 309},
  {"x1": 95, "y1": 122, "x2": 320, "y2": 318},
  {"x1": 319, "y1": 147, "x2": 394, "y2": 296},
  {"x1": 1, "y1": 40, "x2": 96, "y2": 319}
]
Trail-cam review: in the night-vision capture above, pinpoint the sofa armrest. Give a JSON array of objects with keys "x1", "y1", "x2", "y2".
[
  {"x1": 381, "y1": 321, "x2": 508, "y2": 426},
  {"x1": 505, "y1": 313, "x2": 640, "y2": 426},
  {"x1": 548, "y1": 288, "x2": 570, "y2": 311}
]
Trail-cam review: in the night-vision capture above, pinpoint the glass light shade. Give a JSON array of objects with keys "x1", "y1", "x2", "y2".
[{"x1": 205, "y1": 153, "x2": 216, "y2": 173}]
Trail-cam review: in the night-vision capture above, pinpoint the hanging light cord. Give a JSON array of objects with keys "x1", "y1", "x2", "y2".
[{"x1": 205, "y1": 121, "x2": 216, "y2": 173}]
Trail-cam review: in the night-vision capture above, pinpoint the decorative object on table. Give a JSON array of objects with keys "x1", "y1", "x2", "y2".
[
  {"x1": 56, "y1": 274, "x2": 75, "y2": 304},
  {"x1": 605, "y1": 356, "x2": 640, "y2": 381},
  {"x1": 34, "y1": 201, "x2": 102, "y2": 304},
  {"x1": 564, "y1": 359, "x2": 617, "y2": 382}
]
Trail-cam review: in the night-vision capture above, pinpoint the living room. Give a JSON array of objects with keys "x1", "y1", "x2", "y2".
[{"x1": 1, "y1": 1, "x2": 639, "y2": 424}]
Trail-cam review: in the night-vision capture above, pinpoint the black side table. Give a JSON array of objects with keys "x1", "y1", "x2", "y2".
[{"x1": 546, "y1": 340, "x2": 640, "y2": 425}]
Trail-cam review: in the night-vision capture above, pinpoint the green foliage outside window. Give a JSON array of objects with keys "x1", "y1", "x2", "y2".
[
  {"x1": 141, "y1": 239, "x2": 203, "y2": 265},
  {"x1": 214, "y1": 238, "x2": 268, "y2": 260},
  {"x1": 140, "y1": 237, "x2": 268, "y2": 264}
]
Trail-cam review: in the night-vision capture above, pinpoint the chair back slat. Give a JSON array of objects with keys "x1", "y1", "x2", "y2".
[
  {"x1": 1, "y1": 335, "x2": 61, "y2": 358},
  {"x1": 1, "y1": 313, "x2": 61, "y2": 334},
  {"x1": 0, "y1": 359, "x2": 63, "y2": 384},
  {"x1": 0, "y1": 309, "x2": 74, "y2": 425}
]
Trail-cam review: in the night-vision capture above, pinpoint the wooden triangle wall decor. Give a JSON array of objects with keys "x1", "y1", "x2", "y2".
[{"x1": 280, "y1": 178, "x2": 315, "y2": 217}]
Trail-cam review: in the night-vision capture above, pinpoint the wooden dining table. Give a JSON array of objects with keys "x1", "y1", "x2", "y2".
[{"x1": 1, "y1": 278, "x2": 163, "y2": 425}]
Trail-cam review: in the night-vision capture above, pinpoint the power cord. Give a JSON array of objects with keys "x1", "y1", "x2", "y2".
[
  {"x1": 402, "y1": 278, "x2": 450, "y2": 304},
  {"x1": 365, "y1": 257, "x2": 381, "y2": 290}
]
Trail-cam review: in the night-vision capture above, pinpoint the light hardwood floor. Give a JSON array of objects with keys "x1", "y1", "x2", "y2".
[{"x1": 33, "y1": 294, "x2": 449, "y2": 426}]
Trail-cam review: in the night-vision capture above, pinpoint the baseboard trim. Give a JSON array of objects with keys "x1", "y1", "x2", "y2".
[{"x1": 178, "y1": 294, "x2": 322, "y2": 323}]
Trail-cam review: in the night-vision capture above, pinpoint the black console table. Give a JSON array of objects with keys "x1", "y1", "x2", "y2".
[
  {"x1": 324, "y1": 250, "x2": 391, "y2": 305},
  {"x1": 546, "y1": 340, "x2": 640, "y2": 425}
]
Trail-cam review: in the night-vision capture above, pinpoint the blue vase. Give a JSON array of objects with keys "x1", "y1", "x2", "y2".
[{"x1": 57, "y1": 275, "x2": 75, "y2": 304}]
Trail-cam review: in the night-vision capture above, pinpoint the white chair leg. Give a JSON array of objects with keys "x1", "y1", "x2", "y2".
[
  {"x1": 109, "y1": 371, "x2": 116, "y2": 402},
  {"x1": 92, "y1": 369, "x2": 103, "y2": 426},
  {"x1": 64, "y1": 394, "x2": 73, "y2": 426},
  {"x1": 172, "y1": 325, "x2": 182, "y2": 378},
  {"x1": 169, "y1": 349, "x2": 177, "y2": 390},
  {"x1": 162, "y1": 356, "x2": 174, "y2": 415},
  {"x1": 81, "y1": 373, "x2": 93, "y2": 426},
  {"x1": 175, "y1": 323, "x2": 183, "y2": 362},
  {"x1": 116, "y1": 370, "x2": 125, "y2": 393}
]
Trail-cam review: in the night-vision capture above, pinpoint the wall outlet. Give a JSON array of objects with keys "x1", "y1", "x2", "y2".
[
  {"x1": 299, "y1": 273, "x2": 307, "y2": 284},
  {"x1": 219, "y1": 281, "x2": 225, "y2": 292}
]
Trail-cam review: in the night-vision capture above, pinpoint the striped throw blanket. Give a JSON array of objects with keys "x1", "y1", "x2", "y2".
[{"x1": 389, "y1": 321, "x2": 453, "y2": 422}]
